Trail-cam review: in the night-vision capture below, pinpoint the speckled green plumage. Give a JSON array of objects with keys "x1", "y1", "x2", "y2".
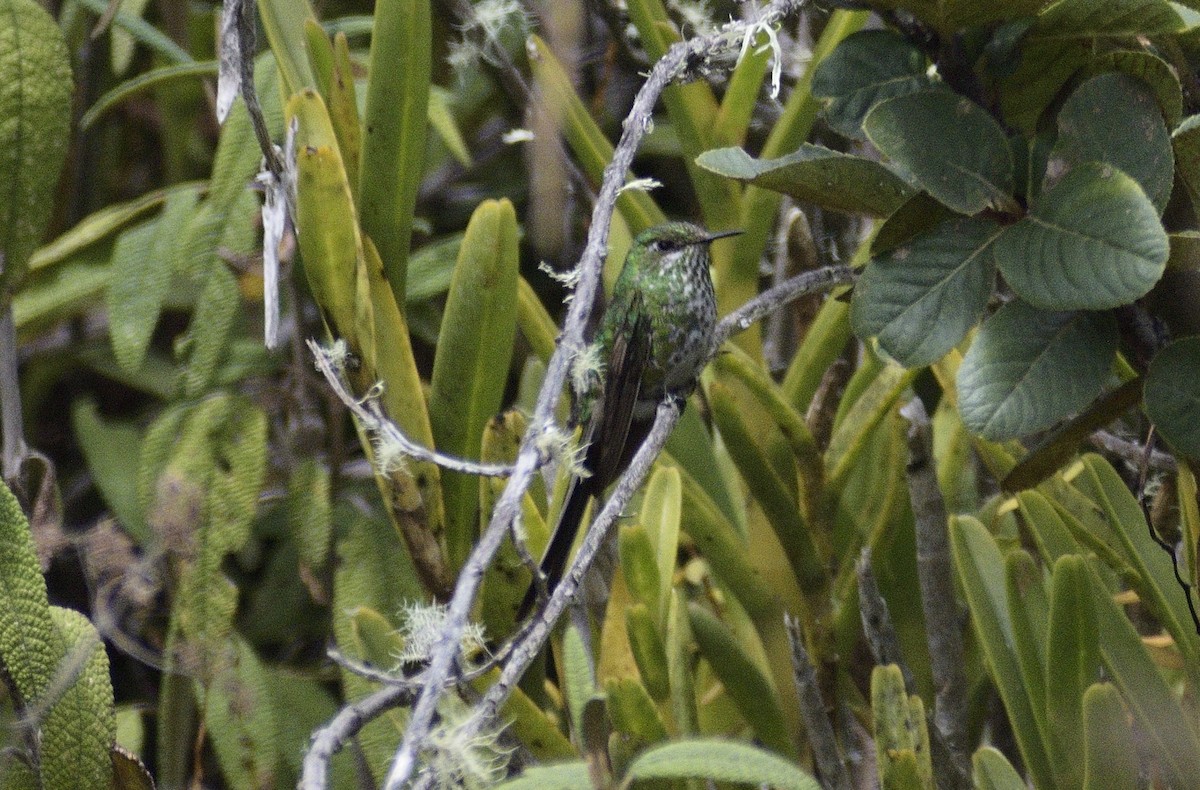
[{"x1": 520, "y1": 222, "x2": 738, "y2": 615}]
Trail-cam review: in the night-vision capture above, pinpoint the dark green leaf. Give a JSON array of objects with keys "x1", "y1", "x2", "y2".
[
  {"x1": 865, "y1": 89, "x2": 1016, "y2": 214},
  {"x1": 996, "y1": 163, "x2": 1167, "y2": 310},
  {"x1": 811, "y1": 30, "x2": 932, "y2": 140},
  {"x1": 695, "y1": 144, "x2": 913, "y2": 217},
  {"x1": 852, "y1": 216, "x2": 1002, "y2": 367},
  {"x1": 1033, "y1": 0, "x2": 1183, "y2": 38},
  {"x1": 1145, "y1": 336, "x2": 1200, "y2": 458},
  {"x1": 1050, "y1": 73, "x2": 1174, "y2": 213},
  {"x1": 958, "y1": 301, "x2": 1117, "y2": 439}
]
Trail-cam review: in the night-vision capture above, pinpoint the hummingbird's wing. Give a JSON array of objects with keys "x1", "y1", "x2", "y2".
[{"x1": 585, "y1": 291, "x2": 651, "y2": 492}]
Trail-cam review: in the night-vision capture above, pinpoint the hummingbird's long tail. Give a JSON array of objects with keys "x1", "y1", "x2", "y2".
[{"x1": 516, "y1": 474, "x2": 593, "y2": 619}]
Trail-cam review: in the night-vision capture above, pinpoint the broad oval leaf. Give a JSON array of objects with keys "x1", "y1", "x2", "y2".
[
  {"x1": 1172, "y1": 114, "x2": 1200, "y2": 206},
  {"x1": 626, "y1": 739, "x2": 821, "y2": 789},
  {"x1": 957, "y1": 301, "x2": 1117, "y2": 440},
  {"x1": 811, "y1": 30, "x2": 932, "y2": 140},
  {"x1": 1144, "y1": 336, "x2": 1200, "y2": 458},
  {"x1": 1033, "y1": 0, "x2": 1184, "y2": 38},
  {"x1": 995, "y1": 163, "x2": 1167, "y2": 310},
  {"x1": 852, "y1": 216, "x2": 1002, "y2": 367},
  {"x1": 1050, "y1": 73, "x2": 1173, "y2": 213},
  {"x1": 0, "y1": 0, "x2": 73, "y2": 287},
  {"x1": 865, "y1": 89, "x2": 1015, "y2": 214},
  {"x1": 695, "y1": 144, "x2": 913, "y2": 217}
]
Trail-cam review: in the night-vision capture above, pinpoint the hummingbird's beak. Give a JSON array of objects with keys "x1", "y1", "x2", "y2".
[{"x1": 698, "y1": 228, "x2": 744, "y2": 244}]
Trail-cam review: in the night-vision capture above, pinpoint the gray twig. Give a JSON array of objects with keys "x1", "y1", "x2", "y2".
[
  {"x1": 309, "y1": 340, "x2": 515, "y2": 478},
  {"x1": 709, "y1": 265, "x2": 856, "y2": 351},
  {"x1": 785, "y1": 615, "x2": 850, "y2": 790},
  {"x1": 301, "y1": 684, "x2": 414, "y2": 787},
  {"x1": 0, "y1": 291, "x2": 26, "y2": 483},
  {"x1": 856, "y1": 549, "x2": 916, "y2": 689},
  {"x1": 900, "y1": 399, "x2": 972, "y2": 784},
  {"x1": 1090, "y1": 429, "x2": 1176, "y2": 472}
]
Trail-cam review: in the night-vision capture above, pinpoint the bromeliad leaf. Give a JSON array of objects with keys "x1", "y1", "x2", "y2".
[
  {"x1": 957, "y1": 301, "x2": 1117, "y2": 440},
  {"x1": 811, "y1": 30, "x2": 932, "y2": 140},
  {"x1": 1049, "y1": 73, "x2": 1173, "y2": 213},
  {"x1": 852, "y1": 216, "x2": 1002, "y2": 368},
  {"x1": 995, "y1": 163, "x2": 1167, "y2": 311},
  {"x1": 865, "y1": 89, "x2": 1017, "y2": 215},
  {"x1": 695, "y1": 145, "x2": 913, "y2": 217}
]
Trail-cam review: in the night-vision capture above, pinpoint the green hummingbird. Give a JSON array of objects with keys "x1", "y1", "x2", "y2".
[{"x1": 520, "y1": 222, "x2": 741, "y2": 617}]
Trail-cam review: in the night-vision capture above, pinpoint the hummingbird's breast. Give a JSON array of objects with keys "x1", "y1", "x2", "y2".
[{"x1": 640, "y1": 256, "x2": 717, "y2": 399}]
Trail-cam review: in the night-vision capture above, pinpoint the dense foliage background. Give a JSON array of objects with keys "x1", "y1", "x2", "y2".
[{"x1": 2, "y1": 0, "x2": 1200, "y2": 788}]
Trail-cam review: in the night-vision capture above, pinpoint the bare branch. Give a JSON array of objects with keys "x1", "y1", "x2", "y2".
[
  {"x1": 710, "y1": 265, "x2": 856, "y2": 351},
  {"x1": 785, "y1": 615, "x2": 850, "y2": 790},
  {"x1": 309, "y1": 340, "x2": 516, "y2": 478}
]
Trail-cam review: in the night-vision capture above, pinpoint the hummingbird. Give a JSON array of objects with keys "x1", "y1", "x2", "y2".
[{"x1": 519, "y1": 222, "x2": 741, "y2": 617}]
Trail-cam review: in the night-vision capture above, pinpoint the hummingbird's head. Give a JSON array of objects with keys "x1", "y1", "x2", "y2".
[{"x1": 634, "y1": 222, "x2": 742, "y2": 270}]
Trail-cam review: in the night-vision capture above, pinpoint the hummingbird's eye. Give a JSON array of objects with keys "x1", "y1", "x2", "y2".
[{"x1": 652, "y1": 239, "x2": 677, "y2": 253}]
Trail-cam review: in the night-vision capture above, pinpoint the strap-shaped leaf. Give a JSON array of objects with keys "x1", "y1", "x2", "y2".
[
  {"x1": 429, "y1": 199, "x2": 519, "y2": 569},
  {"x1": 958, "y1": 301, "x2": 1117, "y2": 440},
  {"x1": 1050, "y1": 73, "x2": 1173, "y2": 213},
  {"x1": 626, "y1": 739, "x2": 821, "y2": 789},
  {"x1": 1045, "y1": 555, "x2": 1098, "y2": 788},
  {"x1": 0, "y1": 0, "x2": 72, "y2": 288},
  {"x1": 357, "y1": 0, "x2": 430, "y2": 303},
  {"x1": 865, "y1": 89, "x2": 1016, "y2": 215},
  {"x1": 853, "y1": 217, "x2": 1002, "y2": 368},
  {"x1": 696, "y1": 144, "x2": 913, "y2": 217}
]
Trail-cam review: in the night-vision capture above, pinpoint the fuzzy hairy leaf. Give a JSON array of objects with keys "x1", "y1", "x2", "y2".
[{"x1": 0, "y1": 0, "x2": 72, "y2": 288}]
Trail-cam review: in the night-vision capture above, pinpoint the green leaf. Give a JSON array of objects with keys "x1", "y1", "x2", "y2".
[
  {"x1": 996, "y1": 163, "x2": 1166, "y2": 310},
  {"x1": 1145, "y1": 336, "x2": 1200, "y2": 458},
  {"x1": 257, "y1": 0, "x2": 317, "y2": 95},
  {"x1": 709, "y1": 380, "x2": 824, "y2": 592},
  {"x1": 497, "y1": 762, "x2": 590, "y2": 790},
  {"x1": 957, "y1": 301, "x2": 1117, "y2": 440},
  {"x1": 811, "y1": 30, "x2": 932, "y2": 140},
  {"x1": 428, "y1": 198, "x2": 519, "y2": 570},
  {"x1": 1033, "y1": 0, "x2": 1183, "y2": 37},
  {"x1": 605, "y1": 676, "x2": 668, "y2": 745},
  {"x1": 0, "y1": 0, "x2": 73, "y2": 288},
  {"x1": 0, "y1": 478, "x2": 61, "y2": 708},
  {"x1": 639, "y1": 466, "x2": 681, "y2": 624},
  {"x1": 201, "y1": 634, "x2": 279, "y2": 790},
  {"x1": 865, "y1": 89, "x2": 1016, "y2": 214},
  {"x1": 1082, "y1": 683, "x2": 1137, "y2": 790},
  {"x1": 625, "y1": 603, "x2": 669, "y2": 701},
  {"x1": 972, "y1": 747, "x2": 1026, "y2": 790},
  {"x1": 357, "y1": 0, "x2": 431, "y2": 304},
  {"x1": 72, "y1": 399, "x2": 146, "y2": 542},
  {"x1": 182, "y1": 264, "x2": 240, "y2": 398},
  {"x1": 826, "y1": 361, "x2": 918, "y2": 488},
  {"x1": 1084, "y1": 562, "x2": 1200, "y2": 788},
  {"x1": 618, "y1": 525, "x2": 661, "y2": 615},
  {"x1": 871, "y1": 664, "x2": 933, "y2": 790},
  {"x1": 288, "y1": 89, "x2": 365, "y2": 342},
  {"x1": 1173, "y1": 114, "x2": 1200, "y2": 205},
  {"x1": 853, "y1": 217, "x2": 1002, "y2": 368},
  {"x1": 696, "y1": 145, "x2": 913, "y2": 217},
  {"x1": 81, "y1": 60, "x2": 218, "y2": 130},
  {"x1": 688, "y1": 605, "x2": 796, "y2": 759},
  {"x1": 74, "y1": 0, "x2": 191, "y2": 64},
  {"x1": 41, "y1": 607, "x2": 115, "y2": 790},
  {"x1": 626, "y1": 739, "x2": 821, "y2": 789},
  {"x1": 526, "y1": 35, "x2": 665, "y2": 233},
  {"x1": 950, "y1": 516, "x2": 1057, "y2": 789},
  {"x1": 1044, "y1": 555, "x2": 1097, "y2": 788},
  {"x1": 1050, "y1": 73, "x2": 1173, "y2": 213},
  {"x1": 1080, "y1": 51, "x2": 1183, "y2": 129}
]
